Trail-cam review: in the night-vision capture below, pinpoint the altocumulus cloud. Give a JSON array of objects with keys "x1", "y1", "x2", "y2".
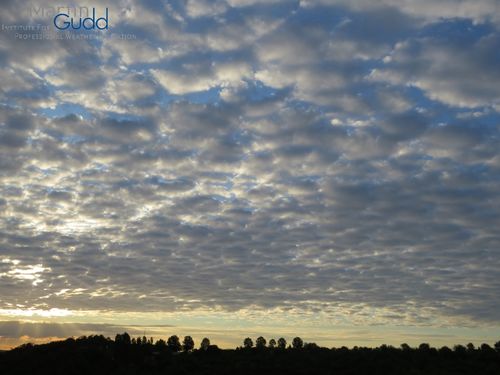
[{"x1": 0, "y1": 0, "x2": 500, "y2": 347}]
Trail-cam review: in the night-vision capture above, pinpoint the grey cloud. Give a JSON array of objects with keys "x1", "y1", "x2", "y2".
[
  {"x1": 305, "y1": 0, "x2": 500, "y2": 24},
  {"x1": 370, "y1": 32, "x2": 500, "y2": 109},
  {"x1": 424, "y1": 122, "x2": 493, "y2": 150},
  {"x1": 100, "y1": 116, "x2": 156, "y2": 135},
  {"x1": 47, "y1": 190, "x2": 74, "y2": 202},
  {"x1": 379, "y1": 112, "x2": 429, "y2": 142},
  {"x1": 144, "y1": 176, "x2": 196, "y2": 192},
  {"x1": 0, "y1": 321, "x2": 173, "y2": 339}
]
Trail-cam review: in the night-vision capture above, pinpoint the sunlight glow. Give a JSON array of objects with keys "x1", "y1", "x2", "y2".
[
  {"x1": 0, "y1": 308, "x2": 73, "y2": 318},
  {"x1": 0, "y1": 264, "x2": 50, "y2": 286}
]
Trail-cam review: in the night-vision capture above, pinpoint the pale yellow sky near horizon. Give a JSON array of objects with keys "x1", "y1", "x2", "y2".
[{"x1": 1, "y1": 308, "x2": 499, "y2": 350}]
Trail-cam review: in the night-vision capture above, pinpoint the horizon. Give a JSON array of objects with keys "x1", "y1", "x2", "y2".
[
  {"x1": 3, "y1": 326, "x2": 500, "y2": 351},
  {"x1": 1, "y1": 0, "x2": 500, "y2": 351},
  {"x1": 3, "y1": 333, "x2": 499, "y2": 375}
]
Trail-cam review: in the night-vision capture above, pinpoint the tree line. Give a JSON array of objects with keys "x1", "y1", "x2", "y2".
[
  {"x1": 1, "y1": 333, "x2": 500, "y2": 374},
  {"x1": 114, "y1": 332, "x2": 500, "y2": 353},
  {"x1": 114, "y1": 332, "x2": 312, "y2": 351},
  {"x1": 114, "y1": 332, "x2": 212, "y2": 352}
]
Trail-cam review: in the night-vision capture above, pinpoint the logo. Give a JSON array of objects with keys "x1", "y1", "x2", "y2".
[{"x1": 54, "y1": 7, "x2": 109, "y2": 30}]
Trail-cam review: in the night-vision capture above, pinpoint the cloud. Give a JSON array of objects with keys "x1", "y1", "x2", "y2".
[
  {"x1": 0, "y1": 320, "x2": 173, "y2": 344},
  {"x1": 301, "y1": 0, "x2": 500, "y2": 23},
  {"x1": 0, "y1": 0, "x2": 499, "y2": 348},
  {"x1": 152, "y1": 60, "x2": 252, "y2": 95},
  {"x1": 369, "y1": 29, "x2": 500, "y2": 108}
]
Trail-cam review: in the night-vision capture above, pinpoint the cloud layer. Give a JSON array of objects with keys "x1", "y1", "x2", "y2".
[{"x1": 1, "y1": 0, "x2": 500, "y2": 346}]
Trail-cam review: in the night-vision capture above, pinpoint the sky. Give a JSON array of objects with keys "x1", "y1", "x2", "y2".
[{"x1": 0, "y1": 0, "x2": 500, "y2": 350}]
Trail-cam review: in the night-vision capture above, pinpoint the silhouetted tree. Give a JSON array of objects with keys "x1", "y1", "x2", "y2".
[
  {"x1": 495, "y1": 340, "x2": 500, "y2": 352},
  {"x1": 292, "y1": 337, "x2": 303, "y2": 349},
  {"x1": 418, "y1": 343, "x2": 430, "y2": 351},
  {"x1": 183, "y1": 336, "x2": 194, "y2": 352},
  {"x1": 466, "y1": 343, "x2": 475, "y2": 351},
  {"x1": 115, "y1": 332, "x2": 131, "y2": 345},
  {"x1": 304, "y1": 342, "x2": 319, "y2": 350},
  {"x1": 155, "y1": 339, "x2": 167, "y2": 350},
  {"x1": 200, "y1": 337, "x2": 210, "y2": 351},
  {"x1": 167, "y1": 335, "x2": 181, "y2": 352},
  {"x1": 277, "y1": 337, "x2": 287, "y2": 349},
  {"x1": 401, "y1": 343, "x2": 411, "y2": 351},
  {"x1": 269, "y1": 338, "x2": 276, "y2": 348},
  {"x1": 439, "y1": 346, "x2": 452, "y2": 354},
  {"x1": 481, "y1": 343, "x2": 492, "y2": 351},
  {"x1": 256, "y1": 336, "x2": 266, "y2": 348},
  {"x1": 207, "y1": 344, "x2": 220, "y2": 352},
  {"x1": 3, "y1": 335, "x2": 500, "y2": 375},
  {"x1": 243, "y1": 337, "x2": 253, "y2": 349}
]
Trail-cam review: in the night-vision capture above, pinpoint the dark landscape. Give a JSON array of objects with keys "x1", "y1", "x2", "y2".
[{"x1": 1, "y1": 334, "x2": 500, "y2": 375}]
